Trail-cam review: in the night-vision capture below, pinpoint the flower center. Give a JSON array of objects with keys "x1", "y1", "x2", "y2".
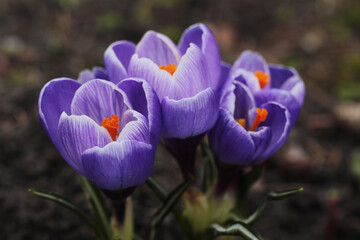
[
  {"x1": 236, "y1": 119, "x2": 246, "y2": 129},
  {"x1": 237, "y1": 108, "x2": 268, "y2": 131},
  {"x1": 101, "y1": 114, "x2": 120, "y2": 141},
  {"x1": 254, "y1": 70, "x2": 269, "y2": 89},
  {"x1": 159, "y1": 63, "x2": 177, "y2": 75}
]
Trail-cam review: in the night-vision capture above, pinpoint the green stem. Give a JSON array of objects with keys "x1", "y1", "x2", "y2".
[
  {"x1": 111, "y1": 197, "x2": 134, "y2": 240},
  {"x1": 79, "y1": 177, "x2": 112, "y2": 239},
  {"x1": 235, "y1": 171, "x2": 248, "y2": 218},
  {"x1": 146, "y1": 176, "x2": 185, "y2": 225},
  {"x1": 29, "y1": 188, "x2": 106, "y2": 239},
  {"x1": 234, "y1": 165, "x2": 263, "y2": 218}
]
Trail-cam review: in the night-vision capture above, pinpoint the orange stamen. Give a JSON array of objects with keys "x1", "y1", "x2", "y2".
[
  {"x1": 254, "y1": 70, "x2": 270, "y2": 89},
  {"x1": 101, "y1": 114, "x2": 120, "y2": 141},
  {"x1": 236, "y1": 119, "x2": 246, "y2": 129},
  {"x1": 159, "y1": 63, "x2": 177, "y2": 75},
  {"x1": 249, "y1": 108, "x2": 268, "y2": 131}
]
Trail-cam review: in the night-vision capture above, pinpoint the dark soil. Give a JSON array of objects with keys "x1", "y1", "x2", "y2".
[{"x1": 1, "y1": 0, "x2": 360, "y2": 239}]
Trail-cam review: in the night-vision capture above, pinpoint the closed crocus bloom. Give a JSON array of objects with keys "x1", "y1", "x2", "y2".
[
  {"x1": 209, "y1": 74, "x2": 292, "y2": 166},
  {"x1": 77, "y1": 66, "x2": 109, "y2": 83},
  {"x1": 229, "y1": 50, "x2": 305, "y2": 126},
  {"x1": 38, "y1": 78, "x2": 160, "y2": 191},
  {"x1": 105, "y1": 23, "x2": 223, "y2": 139}
]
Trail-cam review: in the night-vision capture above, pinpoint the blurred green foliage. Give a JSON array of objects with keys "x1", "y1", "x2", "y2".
[
  {"x1": 133, "y1": 3, "x2": 153, "y2": 27},
  {"x1": 331, "y1": 2, "x2": 360, "y2": 41},
  {"x1": 341, "y1": 2, "x2": 360, "y2": 31},
  {"x1": 96, "y1": 11, "x2": 122, "y2": 33},
  {"x1": 6, "y1": 68, "x2": 25, "y2": 84},
  {"x1": 338, "y1": 85, "x2": 360, "y2": 101},
  {"x1": 159, "y1": 26, "x2": 182, "y2": 43},
  {"x1": 46, "y1": 38, "x2": 65, "y2": 57},
  {"x1": 350, "y1": 149, "x2": 360, "y2": 188},
  {"x1": 154, "y1": 0, "x2": 182, "y2": 8},
  {"x1": 338, "y1": 55, "x2": 360, "y2": 101},
  {"x1": 58, "y1": 0, "x2": 83, "y2": 10},
  {"x1": 274, "y1": 4, "x2": 294, "y2": 23},
  {"x1": 331, "y1": 20, "x2": 352, "y2": 41},
  {"x1": 282, "y1": 54, "x2": 303, "y2": 70}
]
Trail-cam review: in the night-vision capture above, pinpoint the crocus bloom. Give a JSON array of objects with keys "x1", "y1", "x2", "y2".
[
  {"x1": 229, "y1": 50, "x2": 305, "y2": 126},
  {"x1": 104, "y1": 23, "x2": 224, "y2": 139},
  {"x1": 38, "y1": 78, "x2": 160, "y2": 190},
  {"x1": 209, "y1": 51, "x2": 305, "y2": 166},
  {"x1": 77, "y1": 66, "x2": 109, "y2": 83}
]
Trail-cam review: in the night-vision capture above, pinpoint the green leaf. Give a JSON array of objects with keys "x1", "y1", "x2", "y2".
[
  {"x1": 28, "y1": 188, "x2": 105, "y2": 239},
  {"x1": 145, "y1": 176, "x2": 184, "y2": 229},
  {"x1": 150, "y1": 177, "x2": 193, "y2": 240},
  {"x1": 210, "y1": 222, "x2": 264, "y2": 240},
  {"x1": 200, "y1": 141, "x2": 218, "y2": 193},
  {"x1": 237, "y1": 187, "x2": 303, "y2": 225},
  {"x1": 145, "y1": 176, "x2": 167, "y2": 201},
  {"x1": 80, "y1": 177, "x2": 112, "y2": 239},
  {"x1": 267, "y1": 188, "x2": 303, "y2": 201}
]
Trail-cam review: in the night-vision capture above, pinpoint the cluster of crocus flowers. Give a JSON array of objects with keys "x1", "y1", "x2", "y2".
[{"x1": 39, "y1": 23, "x2": 305, "y2": 197}]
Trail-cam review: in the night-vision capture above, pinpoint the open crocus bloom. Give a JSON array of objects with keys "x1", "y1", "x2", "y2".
[
  {"x1": 229, "y1": 50, "x2": 305, "y2": 126},
  {"x1": 209, "y1": 80, "x2": 291, "y2": 166},
  {"x1": 104, "y1": 23, "x2": 224, "y2": 139},
  {"x1": 38, "y1": 78, "x2": 160, "y2": 190}
]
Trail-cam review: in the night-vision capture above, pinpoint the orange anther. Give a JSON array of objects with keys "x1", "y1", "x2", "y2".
[
  {"x1": 236, "y1": 118, "x2": 246, "y2": 129},
  {"x1": 101, "y1": 114, "x2": 120, "y2": 141},
  {"x1": 254, "y1": 70, "x2": 270, "y2": 89},
  {"x1": 159, "y1": 63, "x2": 177, "y2": 75},
  {"x1": 249, "y1": 108, "x2": 268, "y2": 131}
]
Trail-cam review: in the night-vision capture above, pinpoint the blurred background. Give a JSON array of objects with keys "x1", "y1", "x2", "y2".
[{"x1": 0, "y1": 0, "x2": 360, "y2": 239}]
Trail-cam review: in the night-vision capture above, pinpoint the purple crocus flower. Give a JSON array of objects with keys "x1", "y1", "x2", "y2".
[
  {"x1": 38, "y1": 78, "x2": 160, "y2": 191},
  {"x1": 103, "y1": 23, "x2": 226, "y2": 178},
  {"x1": 229, "y1": 50, "x2": 305, "y2": 126},
  {"x1": 209, "y1": 51, "x2": 305, "y2": 166},
  {"x1": 104, "y1": 23, "x2": 223, "y2": 140},
  {"x1": 77, "y1": 66, "x2": 109, "y2": 83}
]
